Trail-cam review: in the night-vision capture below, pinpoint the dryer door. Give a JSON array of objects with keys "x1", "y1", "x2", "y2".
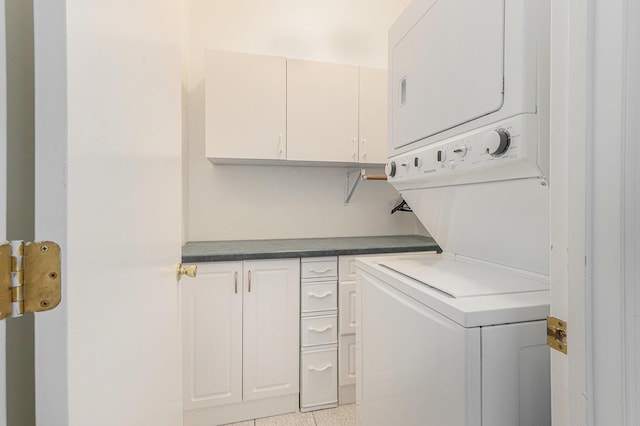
[{"x1": 390, "y1": 0, "x2": 505, "y2": 150}]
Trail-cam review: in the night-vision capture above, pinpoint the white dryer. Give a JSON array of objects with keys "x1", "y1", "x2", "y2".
[{"x1": 355, "y1": 0, "x2": 552, "y2": 424}]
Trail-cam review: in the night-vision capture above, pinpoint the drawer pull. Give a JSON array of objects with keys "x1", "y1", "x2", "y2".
[
  {"x1": 309, "y1": 290, "x2": 333, "y2": 299},
  {"x1": 309, "y1": 267, "x2": 332, "y2": 274},
  {"x1": 308, "y1": 363, "x2": 333, "y2": 372},
  {"x1": 308, "y1": 324, "x2": 332, "y2": 333}
]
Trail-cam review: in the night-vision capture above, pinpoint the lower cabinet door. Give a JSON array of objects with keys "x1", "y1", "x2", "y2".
[
  {"x1": 339, "y1": 334, "x2": 356, "y2": 387},
  {"x1": 182, "y1": 262, "x2": 243, "y2": 410},
  {"x1": 300, "y1": 347, "x2": 338, "y2": 409},
  {"x1": 243, "y1": 259, "x2": 301, "y2": 401},
  {"x1": 338, "y1": 281, "x2": 356, "y2": 335},
  {"x1": 338, "y1": 334, "x2": 356, "y2": 404}
]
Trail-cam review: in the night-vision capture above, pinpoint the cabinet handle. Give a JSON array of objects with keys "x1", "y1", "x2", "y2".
[
  {"x1": 308, "y1": 324, "x2": 332, "y2": 333},
  {"x1": 361, "y1": 139, "x2": 367, "y2": 158},
  {"x1": 248, "y1": 270, "x2": 252, "y2": 292},
  {"x1": 278, "y1": 134, "x2": 283, "y2": 157},
  {"x1": 309, "y1": 291, "x2": 333, "y2": 298},
  {"x1": 352, "y1": 138, "x2": 357, "y2": 159},
  {"x1": 308, "y1": 364, "x2": 332, "y2": 372},
  {"x1": 234, "y1": 271, "x2": 238, "y2": 294},
  {"x1": 309, "y1": 267, "x2": 332, "y2": 274}
]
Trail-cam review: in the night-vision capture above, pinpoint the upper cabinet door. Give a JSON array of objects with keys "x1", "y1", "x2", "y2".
[
  {"x1": 205, "y1": 50, "x2": 287, "y2": 160},
  {"x1": 359, "y1": 67, "x2": 388, "y2": 164},
  {"x1": 287, "y1": 59, "x2": 359, "y2": 162}
]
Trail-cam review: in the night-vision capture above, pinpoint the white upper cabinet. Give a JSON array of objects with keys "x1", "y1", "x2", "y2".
[
  {"x1": 286, "y1": 59, "x2": 360, "y2": 163},
  {"x1": 205, "y1": 50, "x2": 287, "y2": 161},
  {"x1": 359, "y1": 67, "x2": 388, "y2": 164},
  {"x1": 205, "y1": 51, "x2": 388, "y2": 165}
]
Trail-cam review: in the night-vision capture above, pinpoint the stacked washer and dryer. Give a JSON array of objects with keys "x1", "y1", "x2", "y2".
[{"x1": 355, "y1": 0, "x2": 552, "y2": 425}]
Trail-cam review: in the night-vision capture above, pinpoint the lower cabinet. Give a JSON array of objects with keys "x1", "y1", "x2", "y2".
[
  {"x1": 182, "y1": 259, "x2": 300, "y2": 426},
  {"x1": 181, "y1": 250, "x2": 435, "y2": 424}
]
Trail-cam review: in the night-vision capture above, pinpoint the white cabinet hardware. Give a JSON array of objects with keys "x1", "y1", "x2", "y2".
[
  {"x1": 308, "y1": 364, "x2": 333, "y2": 372},
  {"x1": 309, "y1": 325, "x2": 332, "y2": 333},
  {"x1": 309, "y1": 291, "x2": 333, "y2": 298}
]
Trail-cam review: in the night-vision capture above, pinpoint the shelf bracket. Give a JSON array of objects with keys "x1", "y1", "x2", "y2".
[
  {"x1": 344, "y1": 169, "x2": 363, "y2": 204},
  {"x1": 344, "y1": 169, "x2": 388, "y2": 204}
]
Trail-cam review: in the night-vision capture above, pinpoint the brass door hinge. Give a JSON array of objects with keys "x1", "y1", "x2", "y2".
[
  {"x1": 0, "y1": 241, "x2": 62, "y2": 319},
  {"x1": 547, "y1": 316, "x2": 567, "y2": 354}
]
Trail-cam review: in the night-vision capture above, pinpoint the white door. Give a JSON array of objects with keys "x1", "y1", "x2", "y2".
[
  {"x1": 32, "y1": 1, "x2": 184, "y2": 425},
  {"x1": 0, "y1": 0, "x2": 7, "y2": 423}
]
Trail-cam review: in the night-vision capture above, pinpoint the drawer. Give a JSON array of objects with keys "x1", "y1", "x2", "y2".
[
  {"x1": 301, "y1": 315, "x2": 338, "y2": 347},
  {"x1": 301, "y1": 281, "x2": 337, "y2": 313},
  {"x1": 300, "y1": 347, "x2": 338, "y2": 409},
  {"x1": 338, "y1": 281, "x2": 356, "y2": 335},
  {"x1": 301, "y1": 258, "x2": 337, "y2": 280}
]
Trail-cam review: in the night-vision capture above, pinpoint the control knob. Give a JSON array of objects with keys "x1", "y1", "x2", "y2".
[
  {"x1": 484, "y1": 128, "x2": 511, "y2": 156},
  {"x1": 385, "y1": 161, "x2": 397, "y2": 177}
]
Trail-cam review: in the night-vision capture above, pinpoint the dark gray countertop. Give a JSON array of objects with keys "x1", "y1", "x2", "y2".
[{"x1": 182, "y1": 235, "x2": 440, "y2": 263}]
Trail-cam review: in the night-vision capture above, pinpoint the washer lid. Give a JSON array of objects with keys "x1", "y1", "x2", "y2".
[{"x1": 379, "y1": 256, "x2": 549, "y2": 298}]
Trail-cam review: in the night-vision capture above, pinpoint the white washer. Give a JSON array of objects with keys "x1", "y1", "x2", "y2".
[{"x1": 355, "y1": 253, "x2": 550, "y2": 426}]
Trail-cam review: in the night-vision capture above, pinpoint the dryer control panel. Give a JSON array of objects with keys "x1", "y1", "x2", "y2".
[{"x1": 387, "y1": 115, "x2": 546, "y2": 190}]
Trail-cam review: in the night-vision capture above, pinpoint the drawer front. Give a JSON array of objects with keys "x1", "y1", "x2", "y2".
[
  {"x1": 301, "y1": 282, "x2": 337, "y2": 313},
  {"x1": 301, "y1": 259, "x2": 337, "y2": 280},
  {"x1": 301, "y1": 347, "x2": 338, "y2": 408},
  {"x1": 339, "y1": 281, "x2": 356, "y2": 335},
  {"x1": 301, "y1": 315, "x2": 338, "y2": 347},
  {"x1": 338, "y1": 255, "x2": 357, "y2": 282}
]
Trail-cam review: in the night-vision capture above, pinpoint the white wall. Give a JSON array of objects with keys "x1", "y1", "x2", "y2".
[{"x1": 185, "y1": 0, "x2": 427, "y2": 241}]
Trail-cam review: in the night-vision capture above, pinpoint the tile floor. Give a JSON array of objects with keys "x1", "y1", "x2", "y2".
[{"x1": 223, "y1": 404, "x2": 355, "y2": 426}]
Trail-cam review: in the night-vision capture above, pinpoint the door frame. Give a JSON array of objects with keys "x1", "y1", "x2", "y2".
[
  {"x1": 0, "y1": 0, "x2": 7, "y2": 423},
  {"x1": 33, "y1": 0, "x2": 69, "y2": 424},
  {"x1": 620, "y1": 0, "x2": 640, "y2": 423},
  {"x1": 552, "y1": 0, "x2": 640, "y2": 424}
]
